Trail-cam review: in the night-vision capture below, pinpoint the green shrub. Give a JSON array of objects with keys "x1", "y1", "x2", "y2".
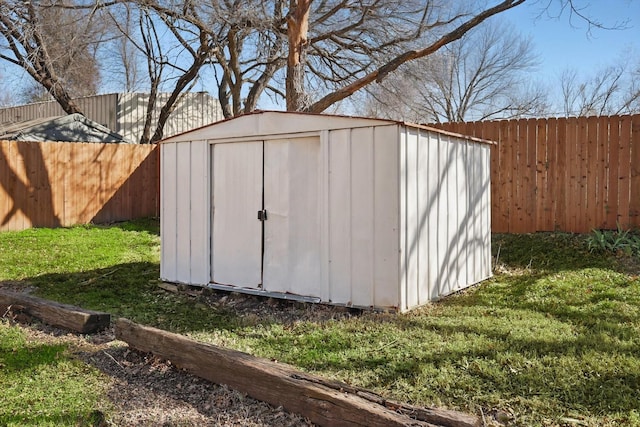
[{"x1": 586, "y1": 223, "x2": 640, "y2": 257}]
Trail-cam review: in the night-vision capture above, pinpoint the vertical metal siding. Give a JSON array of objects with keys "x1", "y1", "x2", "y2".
[
  {"x1": 349, "y1": 127, "x2": 375, "y2": 307},
  {"x1": 160, "y1": 140, "x2": 210, "y2": 285},
  {"x1": 327, "y1": 129, "x2": 353, "y2": 304},
  {"x1": 117, "y1": 93, "x2": 221, "y2": 143},
  {"x1": 326, "y1": 125, "x2": 400, "y2": 309},
  {"x1": 372, "y1": 125, "x2": 401, "y2": 308},
  {"x1": 425, "y1": 131, "x2": 441, "y2": 301},
  {"x1": 160, "y1": 142, "x2": 178, "y2": 282},
  {"x1": 405, "y1": 128, "x2": 419, "y2": 309},
  {"x1": 0, "y1": 101, "x2": 65, "y2": 123},
  {"x1": 400, "y1": 127, "x2": 492, "y2": 311},
  {"x1": 483, "y1": 144, "x2": 492, "y2": 276},
  {"x1": 189, "y1": 141, "x2": 210, "y2": 285},
  {"x1": 175, "y1": 143, "x2": 192, "y2": 280},
  {"x1": 76, "y1": 94, "x2": 118, "y2": 130},
  {"x1": 416, "y1": 130, "x2": 431, "y2": 306},
  {"x1": 399, "y1": 130, "x2": 408, "y2": 310}
]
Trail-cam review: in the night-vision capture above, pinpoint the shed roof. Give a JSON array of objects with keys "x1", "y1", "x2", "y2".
[
  {"x1": 0, "y1": 113, "x2": 129, "y2": 143},
  {"x1": 161, "y1": 110, "x2": 494, "y2": 145}
]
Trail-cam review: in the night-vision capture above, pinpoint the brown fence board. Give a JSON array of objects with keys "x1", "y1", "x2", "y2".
[
  {"x1": 534, "y1": 119, "x2": 547, "y2": 231},
  {"x1": 619, "y1": 116, "x2": 632, "y2": 228},
  {"x1": 585, "y1": 116, "x2": 598, "y2": 230},
  {"x1": 499, "y1": 120, "x2": 511, "y2": 232},
  {"x1": 631, "y1": 116, "x2": 640, "y2": 227},
  {"x1": 548, "y1": 118, "x2": 559, "y2": 231},
  {"x1": 524, "y1": 119, "x2": 537, "y2": 232},
  {"x1": 14, "y1": 141, "x2": 30, "y2": 230},
  {"x1": 49, "y1": 143, "x2": 63, "y2": 228},
  {"x1": 577, "y1": 118, "x2": 589, "y2": 232},
  {"x1": 563, "y1": 118, "x2": 575, "y2": 231},
  {"x1": 0, "y1": 141, "x2": 158, "y2": 232},
  {"x1": 596, "y1": 116, "x2": 608, "y2": 229},
  {"x1": 436, "y1": 114, "x2": 640, "y2": 233},
  {"x1": 606, "y1": 118, "x2": 620, "y2": 229},
  {"x1": 486, "y1": 121, "x2": 501, "y2": 232}
]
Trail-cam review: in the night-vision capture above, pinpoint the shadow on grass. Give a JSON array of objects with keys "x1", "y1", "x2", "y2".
[
  {"x1": 0, "y1": 338, "x2": 67, "y2": 374},
  {"x1": 95, "y1": 217, "x2": 160, "y2": 236},
  {"x1": 2, "y1": 262, "x2": 244, "y2": 333},
  {"x1": 0, "y1": 411, "x2": 105, "y2": 427}
]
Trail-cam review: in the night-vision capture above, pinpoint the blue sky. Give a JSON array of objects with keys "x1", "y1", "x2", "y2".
[{"x1": 500, "y1": 1, "x2": 640, "y2": 83}]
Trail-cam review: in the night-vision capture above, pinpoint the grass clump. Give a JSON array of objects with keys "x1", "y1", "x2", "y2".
[
  {"x1": 1, "y1": 221, "x2": 639, "y2": 426},
  {"x1": 0, "y1": 319, "x2": 109, "y2": 426}
]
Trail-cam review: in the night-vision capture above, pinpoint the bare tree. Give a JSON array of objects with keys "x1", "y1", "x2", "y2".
[
  {"x1": 559, "y1": 60, "x2": 640, "y2": 116},
  {"x1": 107, "y1": 1, "x2": 222, "y2": 143},
  {"x1": 0, "y1": 0, "x2": 107, "y2": 111},
  {"x1": 102, "y1": 5, "x2": 144, "y2": 92},
  {"x1": 135, "y1": 0, "x2": 531, "y2": 118},
  {"x1": 354, "y1": 19, "x2": 548, "y2": 123},
  {"x1": 1, "y1": 0, "x2": 618, "y2": 143}
]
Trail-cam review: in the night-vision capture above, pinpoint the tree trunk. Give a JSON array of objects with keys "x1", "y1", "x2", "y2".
[
  {"x1": 149, "y1": 51, "x2": 208, "y2": 144},
  {"x1": 140, "y1": 78, "x2": 159, "y2": 144},
  {"x1": 43, "y1": 78, "x2": 82, "y2": 115},
  {"x1": 286, "y1": 0, "x2": 311, "y2": 111}
]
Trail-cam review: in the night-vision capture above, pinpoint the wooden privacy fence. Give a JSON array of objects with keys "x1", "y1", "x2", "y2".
[
  {"x1": 0, "y1": 140, "x2": 158, "y2": 232},
  {"x1": 437, "y1": 115, "x2": 640, "y2": 233}
]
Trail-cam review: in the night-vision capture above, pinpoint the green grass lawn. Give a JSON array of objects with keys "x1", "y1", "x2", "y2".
[
  {"x1": 0, "y1": 320, "x2": 109, "y2": 426},
  {"x1": 1, "y1": 219, "x2": 639, "y2": 426}
]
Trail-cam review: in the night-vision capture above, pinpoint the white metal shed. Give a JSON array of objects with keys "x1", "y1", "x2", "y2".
[{"x1": 160, "y1": 111, "x2": 492, "y2": 312}]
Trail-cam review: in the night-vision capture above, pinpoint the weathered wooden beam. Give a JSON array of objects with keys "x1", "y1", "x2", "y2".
[
  {"x1": 115, "y1": 318, "x2": 480, "y2": 427},
  {"x1": 0, "y1": 289, "x2": 110, "y2": 333}
]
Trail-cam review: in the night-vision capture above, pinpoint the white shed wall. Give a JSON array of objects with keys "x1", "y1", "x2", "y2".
[
  {"x1": 325, "y1": 125, "x2": 400, "y2": 308},
  {"x1": 399, "y1": 126, "x2": 491, "y2": 311},
  {"x1": 159, "y1": 112, "x2": 491, "y2": 312},
  {"x1": 160, "y1": 140, "x2": 210, "y2": 285}
]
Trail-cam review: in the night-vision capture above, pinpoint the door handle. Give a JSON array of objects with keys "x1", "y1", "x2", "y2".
[{"x1": 257, "y1": 210, "x2": 268, "y2": 221}]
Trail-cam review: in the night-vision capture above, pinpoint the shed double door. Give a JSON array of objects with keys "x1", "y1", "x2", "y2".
[{"x1": 211, "y1": 137, "x2": 322, "y2": 295}]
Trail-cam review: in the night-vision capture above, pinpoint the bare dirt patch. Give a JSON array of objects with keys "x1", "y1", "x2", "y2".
[{"x1": 15, "y1": 321, "x2": 316, "y2": 426}]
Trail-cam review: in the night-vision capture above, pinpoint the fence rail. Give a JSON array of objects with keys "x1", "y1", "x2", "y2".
[
  {"x1": 0, "y1": 140, "x2": 158, "y2": 232},
  {"x1": 437, "y1": 115, "x2": 640, "y2": 233}
]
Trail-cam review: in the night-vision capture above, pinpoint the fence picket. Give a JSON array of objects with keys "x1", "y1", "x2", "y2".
[
  {"x1": 524, "y1": 119, "x2": 537, "y2": 232},
  {"x1": 499, "y1": 120, "x2": 512, "y2": 232},
  {"x1": 596, "y1": 116, "x2": 608, "y2": 229},
  {"x1": 585, "y1": 116, "x2": 598, "y2": 230},
  {"x1": 575, "y1": 118, "x2": 587, "y2": 232},
  {"x1": 618, "y1": 116, "x2": 632, "y2": 228},
  {"x1": 630, "y1": 116, "x2": 640, "y2": 228}
]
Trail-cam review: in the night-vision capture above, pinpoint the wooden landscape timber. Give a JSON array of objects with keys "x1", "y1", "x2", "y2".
[
  {"x1": 0, "y1": 289, "x2": 110, "y2": 333},
  {"x1": 115, "y1": 318, "x2": 481, "y2": 427}
]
